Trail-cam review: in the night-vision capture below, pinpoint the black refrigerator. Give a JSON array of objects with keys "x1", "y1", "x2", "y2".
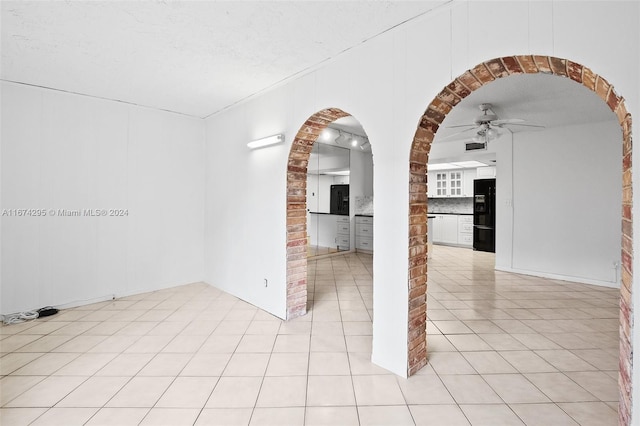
[
  {"x1": 473, "y1": 178, "x2": 496, "y2": 252},
  {"x1": 330, "y1": 184, "x2": 349, "y2": 215}
]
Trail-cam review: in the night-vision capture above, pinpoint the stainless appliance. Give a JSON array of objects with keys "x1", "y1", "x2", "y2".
[{"x1": 473, "y1": 178, "x2": 496, "y2": 252}]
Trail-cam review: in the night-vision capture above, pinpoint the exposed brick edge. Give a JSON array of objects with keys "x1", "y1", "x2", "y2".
[
  {"x1": 408, "y1": 56, "x2": 633, "y2": 426},
  {"x1": 286, "y1": 108, "x2": 351, "y2": 319}
]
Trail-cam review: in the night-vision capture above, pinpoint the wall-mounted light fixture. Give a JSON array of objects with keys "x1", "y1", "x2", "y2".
[{"x1": 247, "y1": 133, "x2": 284, "y2": 150}]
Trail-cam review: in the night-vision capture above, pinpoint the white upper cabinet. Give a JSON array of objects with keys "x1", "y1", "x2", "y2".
[{"x1": 428, "y1": 168, "x2": 476, "y2": 198}]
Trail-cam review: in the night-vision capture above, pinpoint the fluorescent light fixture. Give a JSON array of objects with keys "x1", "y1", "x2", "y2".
[
  {"x1": 428, "y1": 160, "x2": 490, "y2": 170},
  {"x1": 247, "y1": 134, "x2": 284, "y2": 149},
  {"x1": 322, "y1": 169, "x2": 350, "y2": 176}
]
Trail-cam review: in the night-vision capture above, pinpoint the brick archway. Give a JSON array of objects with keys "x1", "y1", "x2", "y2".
[
  {"x1": 408, "y1": 56, "x2": 633, "y2": 424},
  {"x1": 285, "y1": 108, "x2": 351, "y2": 319}
]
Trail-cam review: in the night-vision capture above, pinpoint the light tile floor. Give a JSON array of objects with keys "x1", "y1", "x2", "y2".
[{"x1": 0, "y1": 246, "x2": 619, "y2": 425}]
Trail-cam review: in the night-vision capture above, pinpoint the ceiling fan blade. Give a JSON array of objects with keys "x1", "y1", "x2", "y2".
[
  {"x1": 492, "y1": 118, "x2": 524, "y2": 125},
  {"x1": 502, "y1": 122, "x2": 545, "y2": 128},
  {"x1": 445, "y1": 123, "x2": 477, "y2": 129},
  {"x1": 437, "y1": 126, "x2": 480, "y2": 141}
]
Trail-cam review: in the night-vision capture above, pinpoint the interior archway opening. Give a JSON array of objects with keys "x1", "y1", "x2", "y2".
[{"x1": 408, "y1": 55, "x2": 632, "y2": 425}]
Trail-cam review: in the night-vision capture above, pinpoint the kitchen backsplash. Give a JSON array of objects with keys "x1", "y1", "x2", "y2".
[
  {"x1": 355, "y1": 195, "x2": 374, "y2": 215},
  {"x1": 428, "y1": 197, "x2": 473, "y2": 214}
]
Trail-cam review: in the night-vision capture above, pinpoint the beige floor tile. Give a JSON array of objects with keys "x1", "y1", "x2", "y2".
[
  {"x1": 250, "y1": 407, "x2": 304, "y2": 426},
  {"x1": 14, "y1": 335, "x2": 75, "y2": 353},
  {"x1": 12, "y1": 352, "x2": 80, "y2": 376},
  {"x1": 195, "y1": 408, "x2": 252, "y2": 425},
  {"x1": 0, "y1": 352, "x2": 43, "y2": 375},
  {"x1": 53, "y1": 353, "x2": 117, "y2": 376},
  {"x1": 482, "y1": 373, "x2": 550, "y2": 404},
  {"x1": 0, "y1": 334, "x2": 43, "y2": 353},
  {"x1": 524, "y1": 372, "x2": 598, "y2": 402},
  {"x1": 124, "y1": 335, "x2": 173, "y2": 353},
  {"x1": 30, "y1": 407, "x2": 99, "y2": 426},
  {"x1": 348, "y1": 353, "x2": 391, "y2": 376},
  {"x1": 397, "y1": 375, "x2": 454, "y2": 404},
  {"x1": 460, "y1": 404, "x2": 525, "y2": 425},
  {"x1": 478, "y1": 334, "x2": 528, "y2": 350},
  {"x1": 223, "y1": 353, "x2": 270, "y2": 376},
  {"x1": 306, "y1": 376, "x2": 355, "y2": 406},
  {"x1": 447, "y1": 334, "x2": 492, "y2": 351},
  {"x1": 342, "y1": 321, "x2": 372, "y2": 336},
  {"x1": 427, "y1": 352, "x2": 477, "y2": 375},
  {"x1": 0, "y1": 375, "x2": 46, "y2": 406},
  {"x1": 51, "y1": 335, "x2": 108, "y2": 353},
  {"x1": 352, "y1": 375, "x2": 406, "y2": 406},
  {"x1": 245, "y1": 321, "x2": 281, "y2": 335},
  {"x1": 499, "y1": 350, "x2": 557, "y2": 373},
  {"x1": 265, "y1": 352, "x2": 309, "y2": 376},
  {"x1": 357, "y1": 405, "x2": 415, "y2": 426},
  {"x1": 273, "y1": 334, "x2": 310, "y2": 353},
  {"x1": 212, "y1": 321, "x2": 251, "y2": 335},
  {"x1": 180, "y1": 353, "x2": 231, "y2": 377},
  {"x1": 95, "y1": 353, "x2": 154, "y2": 376},
  {"x1": 308, "y1": 352, "x2": 350, "y2": 375},
  {"x1": 558, "y1": 401, "x2": 618, "y2": 426},
  {"x1": 235, "y1": 334, "x2": 276, "y2": 353},
  {"x1": 205, "y1": 376, "x2": 262, "y2": 408},
  {"x1": 57, "y1": 376, "x2": 129, "y2": 407},
  {"x1": 85, "y1": 407, "x2": 149, "y2": 425},
  {"x1": 425, "y1": 335, "x2": 457, "y2": 352},
  {"x1": 304, "y1": 406, "x2": 359, "y2": 426},
  {"x1": 156, "y1": 377, "x2": 219, "y2": 408},
  {"x1": 198, "y1": 334, "x2": 243, "y2": 353},
  {"x1": 105, "y1": 376, "x2": 173, "y2": 407},
  {"x1": 461, "y1": 351, "x2": 517, "y2": 374},
  {"x1": 87, "y1": 335, "x2": 139, "y2": 353},
  {"x1": 256, "y1": 376, "x2": 307, "y2": 407},
  {"x1": 311, "y1": 321, "x2": 344, "y2": 336},
  {"x1": 535, "y1": 349, "x2": 599, "y2": 372},
  {"x1": 509, "y1": 403, "x2": 579, "y2": 425},
  {"x1": 310, "y1": 334, "x2": 347, "y2": 352},
  {"x1": 439, "y1": 374, "x2": 502, "y2": 404},
  {"x1": 6, "y1": 376, "x2": 87, "y2": 407},
  {"x1": 432, "y1": 320, "x2": 474, "y2": 334},
  {"x1": 409, "y1": 404, "x2": 470, "y2": 426},
  {"x1": 565, "y1": 371, "x2": 619, "y2": 401},
  {"x1": 344, "y1": 335, "x2": 371, "y2": 353},
  {"x1": 161, "y1": 334, "x2": 208, "y2": 353},
  {"x1": 571, "y1": 348, "x2": 618, "y2": 370},
  {"x1": 137, "y1": 353, "x2": 192, "y2": 376},
  {"x1": 0, "y1": 408, "x2": 48, "y2": 425}
]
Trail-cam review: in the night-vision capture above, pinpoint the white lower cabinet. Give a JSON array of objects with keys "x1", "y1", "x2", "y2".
[
  {"x1": 355, "y1": 216, "x2": 373, "y2": 252},
  {"x1": 432, "y1": 214, "x2": 473, "y2": 247},
  {"x1": 432, "y1": 215, "x2": 458, "y2": 245},
  {"x1": 457, "y1": 215, "x2": 473, "y2": 247},
  {"x1": 336, "y1": 216, "x2": 350, "y2": 251}
]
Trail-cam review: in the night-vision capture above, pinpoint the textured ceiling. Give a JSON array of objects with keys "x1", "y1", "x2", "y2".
[{"x1": 1, "y1": 1, "x2": 446, "y2": 118}]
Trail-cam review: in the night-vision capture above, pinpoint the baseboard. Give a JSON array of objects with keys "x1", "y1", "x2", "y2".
[{"x1": 494, "y1": 266, "x2": 620, "y2": 289}]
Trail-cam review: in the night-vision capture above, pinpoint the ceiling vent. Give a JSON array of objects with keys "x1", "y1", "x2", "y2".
[{"x1": 465, "y1": 142, "x2": 487, "y2": 152}]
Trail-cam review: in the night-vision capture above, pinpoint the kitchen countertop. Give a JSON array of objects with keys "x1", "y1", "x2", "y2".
[
  {"x1": 428, "y1": 212, "x2": 473, "y2": 215},
  {"x1": 355, "y1": 214, "x2": 373, "y2": 217}
]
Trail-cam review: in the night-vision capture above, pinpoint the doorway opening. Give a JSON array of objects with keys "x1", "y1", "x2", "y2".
[
  {"x1": 408, "y1": 55, "x2": 632, "y2": 424},
  {"x1": 286, "y1": 108, "x2": 373, "y2": 319}
]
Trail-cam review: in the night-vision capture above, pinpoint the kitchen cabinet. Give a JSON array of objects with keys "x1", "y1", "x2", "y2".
[
  {"x1": 457, "y1": 215, "x2": 473, "y2": 247},
  {"x1": 355, "y1": 216, "x2": 373, "y2": 252},
  {"x1": 431, "y1": 214, "x2": 458, "y2": 244},
  {"x1": 428, "y1": 169, "x2": 476, "y2": 198},
  {"x1": 432, "y1": 214, "x2": 473, "y2": 247},
  {"x1": 336, "y1": 216, "x2": 350, "y2": 251}
]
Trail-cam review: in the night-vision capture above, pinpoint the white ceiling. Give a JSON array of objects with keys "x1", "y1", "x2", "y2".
[{"x1": 1, "y1": 1, "x2": 446, "y2": 118}]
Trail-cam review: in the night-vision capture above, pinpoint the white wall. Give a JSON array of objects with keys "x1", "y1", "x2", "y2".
[
  {"x1": 203, "y1": 1, "x2": 639, "y2": 383},
  {"x1": 1, "y1": 82, "x2": 205, "y2": 314},
  {"x1": 496, "y1": 120, "x2": 622, "y2": 286}
]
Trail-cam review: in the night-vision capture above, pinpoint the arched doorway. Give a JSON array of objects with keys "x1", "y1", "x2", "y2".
[
  {"x1": 408, "y1": 55, "x2": 633, "y2": 424},
  {"x1": 285, "y1": 107, "x2": 356, "y2": 319}
]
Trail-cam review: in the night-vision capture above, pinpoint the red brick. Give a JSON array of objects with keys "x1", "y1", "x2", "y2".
[
  {"x1": 457, "y1": 70, "x2": 483, "y2": 91},
  {"x1": 516, "y1": 55, "x2": 539, "y2": 74},
  {"x1": 567, "y1": 61, "x2": 583, "y2": 83},
  {"x1": 485, "y1": 58, "x2": 509, "y2": 78},
  {"x1": 549, "y1": 57, "x2": 568, "y2": 77},
  {"x1": 471, "y1": 63, "x2": 495, "y2": 84},
  {"x1": 502, "y1": 56, "x2": 524, "y2": 74},
  {"x1": 533, "y1": 56, "x2": 552, "y2": 73}
]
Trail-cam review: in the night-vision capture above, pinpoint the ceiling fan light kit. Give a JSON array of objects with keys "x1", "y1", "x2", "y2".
[{"x1": 441, "y1": 102, "x2": 546, "y2": 148}]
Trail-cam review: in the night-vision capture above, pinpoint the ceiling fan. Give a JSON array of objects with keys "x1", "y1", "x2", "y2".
[{"x1": 442, "y1": 103, "x2": 545, "y2": 143}]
